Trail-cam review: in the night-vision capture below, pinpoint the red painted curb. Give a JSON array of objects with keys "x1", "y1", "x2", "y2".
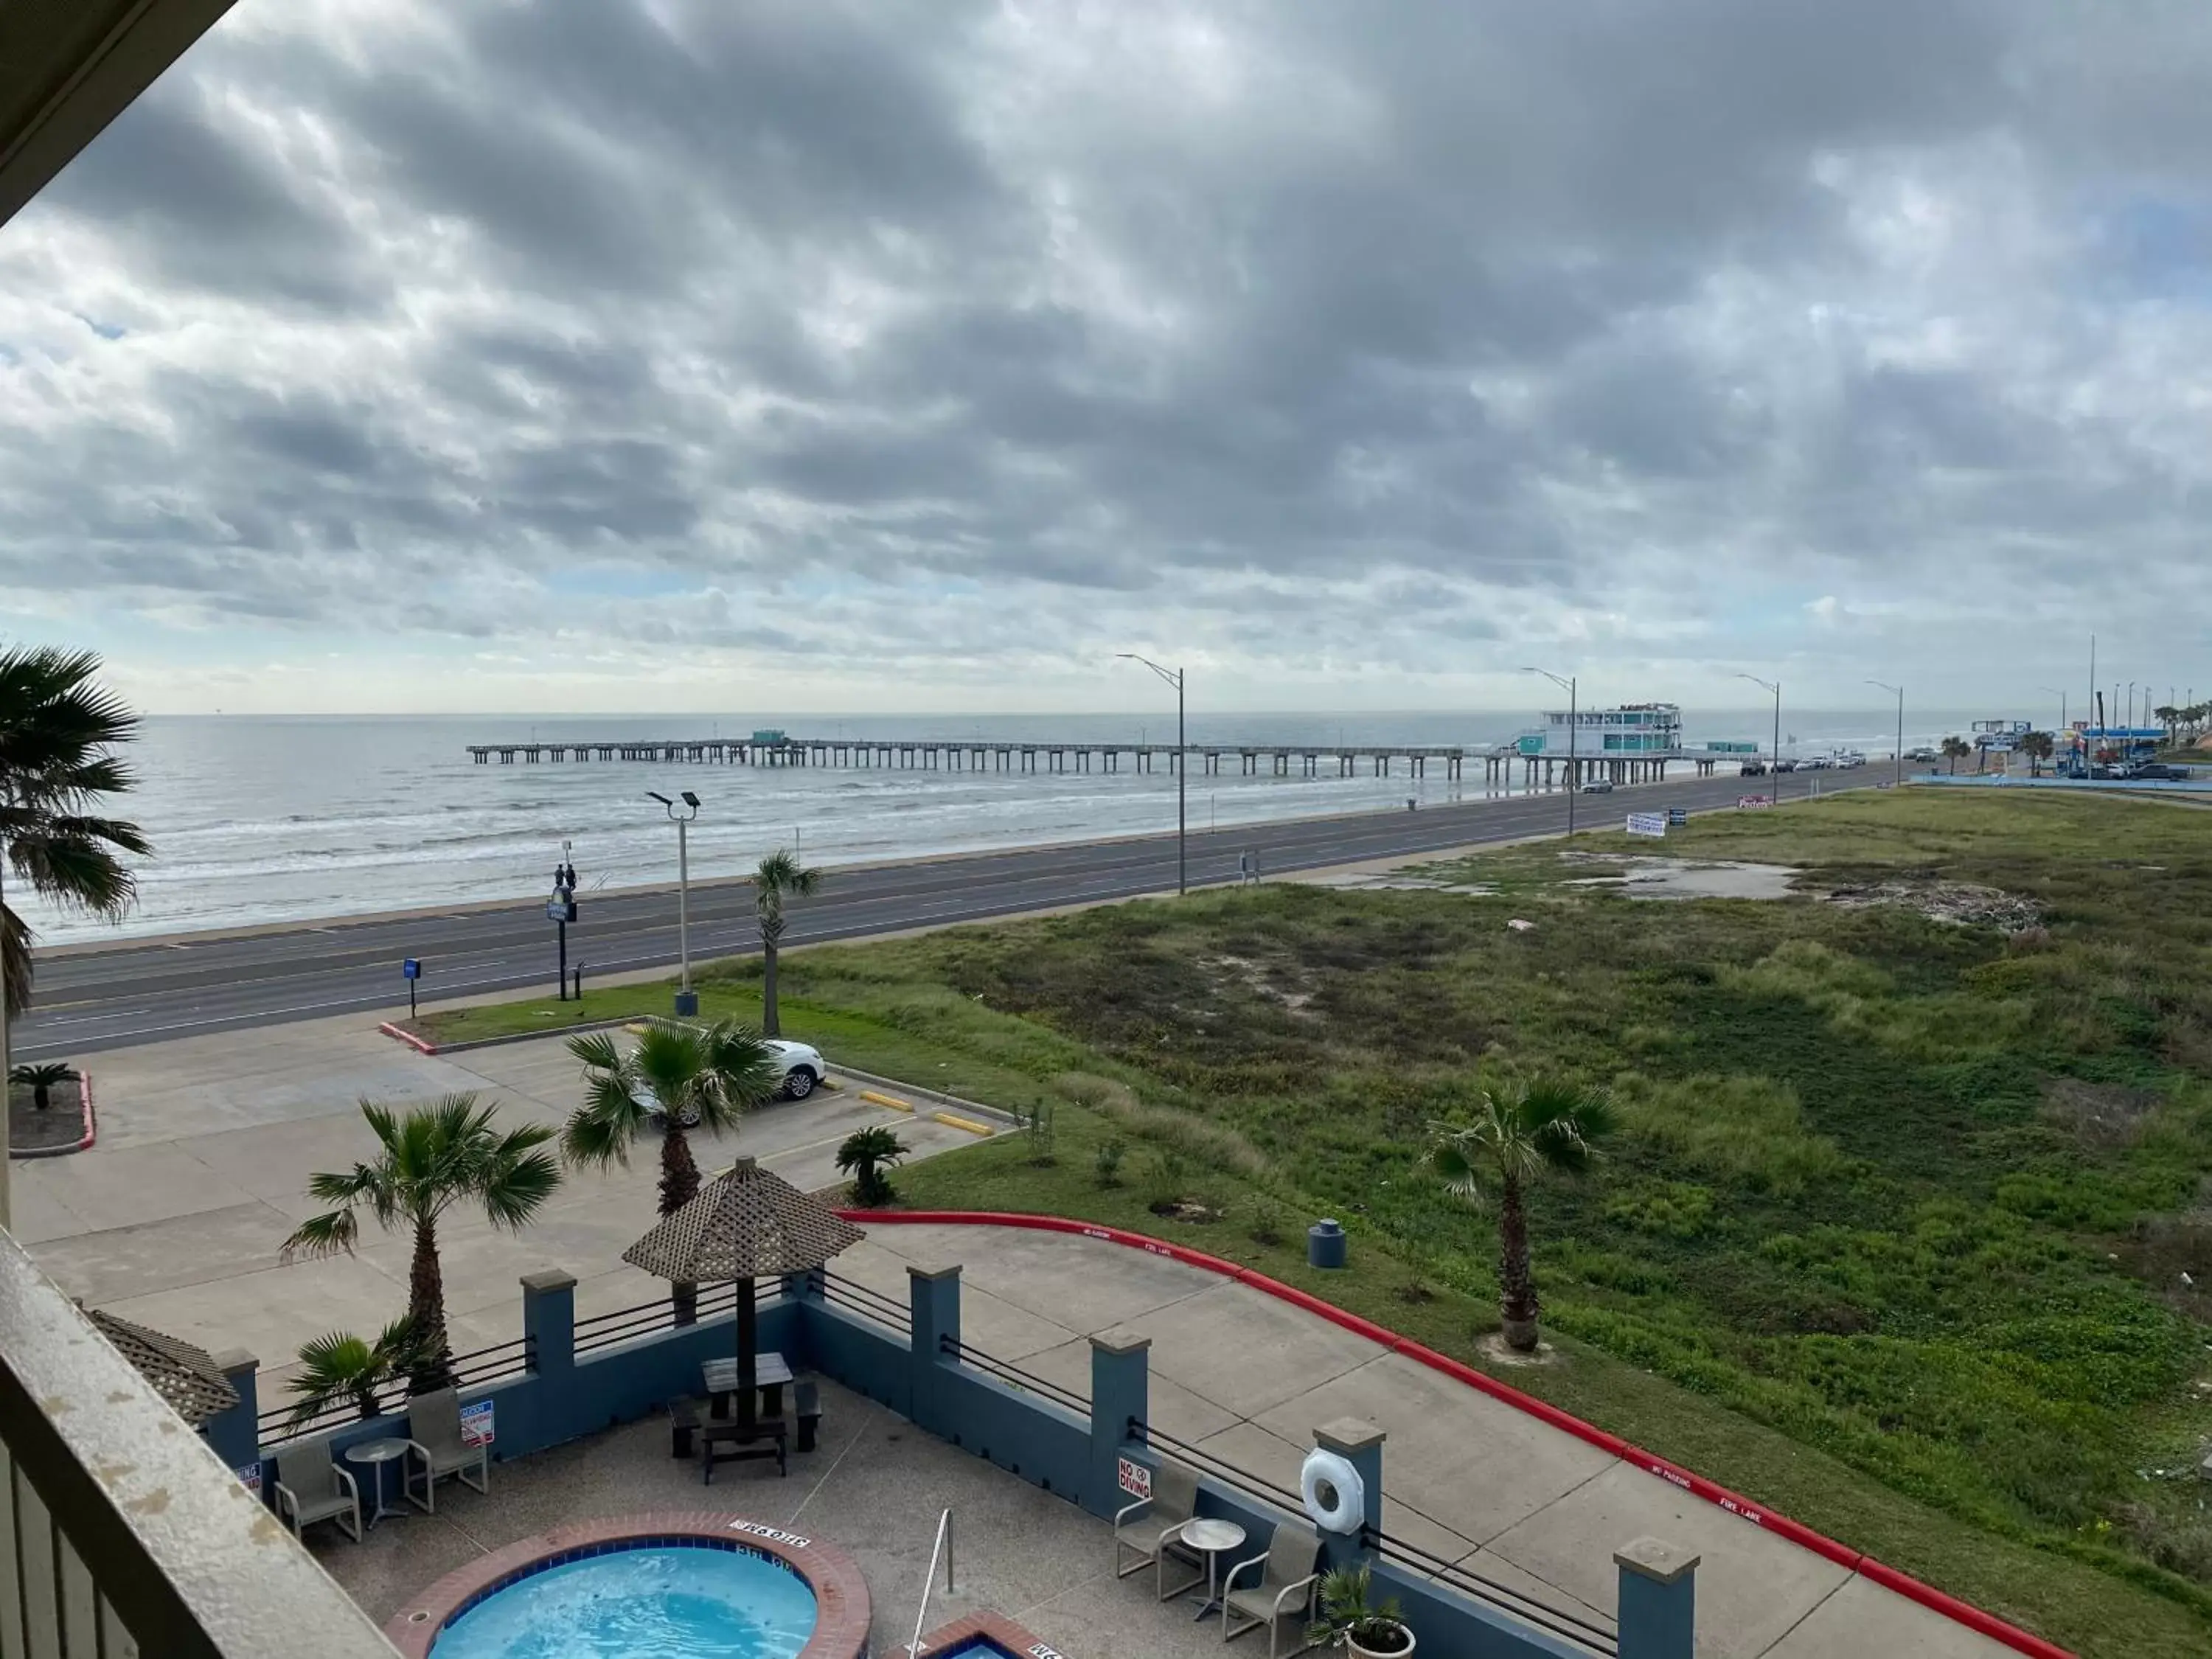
[
  {"x1": 845, "y1": 1209, "x2": 2075, "y2": 1659},
  {"x1": 378, "y1": 1020, "x2": 439, "y2": 1054}
]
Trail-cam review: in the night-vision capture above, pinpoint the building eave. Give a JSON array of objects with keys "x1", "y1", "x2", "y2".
[{"x1": 0, "y1": 0, "x2": 240, "y2": 230}]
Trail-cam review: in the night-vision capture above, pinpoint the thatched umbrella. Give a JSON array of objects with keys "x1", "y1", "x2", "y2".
[
  {"x1": 88, "y1": 1309, "x2": 240, "y2": 1428},
  {"x1": 622, "y1": 1155, "x2": 863, "y2": 1432}
]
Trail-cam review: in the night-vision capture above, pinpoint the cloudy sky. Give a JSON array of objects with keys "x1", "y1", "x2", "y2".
[{"x1": 3, "y1": 0, "x2": 2209, "y2": 717}]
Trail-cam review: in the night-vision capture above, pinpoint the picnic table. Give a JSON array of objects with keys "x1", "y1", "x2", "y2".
[{"x1": 702, "y1": 1352, "x2": 793, "y2": 1420}]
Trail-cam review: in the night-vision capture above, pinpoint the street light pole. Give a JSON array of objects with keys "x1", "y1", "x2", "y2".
[
  {"x1": 1119, "y1": 654, "x2": 1187, "y2": 893},
  {"x1": 648, "y1": 790, "x2": 701, "y2": 1015},
  {"x1": 1521, "y1": 668, "x2": 1577, "y2": 836},
  {"x1": 1867, "y1": 681, "x2": 1903, "y2": 787},
  {"x1": 1739, "y1": 674, "x2": 1781, "y2": 797}
]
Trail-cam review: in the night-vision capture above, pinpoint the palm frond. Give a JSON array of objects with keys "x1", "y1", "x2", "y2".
[
  {"x1": 479, "y1": 1147, "x2": 563, "y2": 1231},
  {"x1": 280, "y1": 1208, "x2": 360, "y2": 1262}
]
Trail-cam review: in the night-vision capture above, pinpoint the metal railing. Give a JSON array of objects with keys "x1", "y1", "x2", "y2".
[
  {"x1": 571, "y1": 1281, "x2": 786, "y2": 1359},
  {"x1": 257, "y1": 1335, "x2": 535, "y2": 1447},
  {"x1": 1131, "y1": 1413, "x2": 1617, "y2": 1655},
  {"x1": 939, "y1": 1336, "x2": 1089, "y2": 1415},
  {"x1": 904, "y1": 1507, "x2": 953, "y2": 1659},
  {"x1": 0, "y1": 1228, "x2": 396, "y2": 1657},
  {"x1": 810, "y1": 1267, "x2": 913, "y2": 1332},
  {"x1": 1365, "y1": 1525, "x2": 1618, "y2": 1656},
  {"x1": 1131, "y1": 1419, "x2": 1304, "y2": 1512}
]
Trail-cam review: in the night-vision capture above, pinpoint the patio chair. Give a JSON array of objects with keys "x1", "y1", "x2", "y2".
[
  {"x1": 402, "y1": 1388, "x2": 489, "y2": 1514},
  {"x1": 1221, "y1": 1517, "x2": 1322, "y2": 1657},
  {"x1": 1113, "y1": 1459, "x2": 1206, "y2": 1601},
  {"x1": 272, "y1": 1441, "x2": 362, "y2": 1544}
]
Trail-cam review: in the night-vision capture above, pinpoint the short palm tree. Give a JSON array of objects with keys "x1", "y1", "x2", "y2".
[
  {"x1": 2019, "y1": 730, "x2": 2056, "y2": 776},
  {"x1": 0, "y1": 647, "x2": 151, "y2": 1018},
  {"x1": 1940, "y1": 735, "x2": 1972, "y2": 775},
  {"x1": 281, "y1": 1096, "x2": 561, "y2": 1392},
  {"x1": 566, "y1": 1017, "x2": 782, "y2": 1321},
  {"x1": 287, "y1": 1316, "x2": 425, "y2": 1427},
  {"x1": 754, "y1": 849, "x2": 821, "y2": 1037},
  {"x1": 1427, "y1": 1078, "x2": 1616, "y2": 1353},
  {"x1": 10, "y1": 1060, "x2": 76, "y2": 1109},
  {"x1": 836, "y1": 1126, "x2": 909, "y2": 1206}
]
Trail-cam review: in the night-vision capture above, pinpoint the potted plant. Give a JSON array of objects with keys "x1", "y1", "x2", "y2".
[{"x1": 1310, "y1": 1563, "x2": 1414, "y2": 1656}]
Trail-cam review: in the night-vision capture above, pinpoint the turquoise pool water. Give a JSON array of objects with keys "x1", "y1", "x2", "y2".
[{"x1": 431, "y1": 1545, "x2": 818, "y2": 1658}]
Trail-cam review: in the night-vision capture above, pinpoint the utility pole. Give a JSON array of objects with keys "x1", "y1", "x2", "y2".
[
  {"x1": 1739, "y1": 674, "x2": 1782, "y2": 799},
  {"x1": 1523, "y1": 668, "x2": 1578, "y2": 835},
  {"x1": 1868, "y1": 681, "x2": 1903, "y2": 786},
  {"x1": 1119, "y1": 654, "x2": 1187, "y2": 893},
  {"x1": 649, "y1": 790, "x2": 701, "y2": 1015}
]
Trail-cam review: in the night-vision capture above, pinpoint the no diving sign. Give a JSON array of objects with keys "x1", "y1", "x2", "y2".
[
  {"x1": 1625, "y1": 812, "x2": 1668, "y2": 839},
  {"x1": 1118, "y1": 1456, "x2": 1152, "y2": 1501}
]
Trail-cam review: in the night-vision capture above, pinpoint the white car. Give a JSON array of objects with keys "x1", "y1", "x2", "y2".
[{"x1": 639, "y1": 1039, "x2": 827, "y2": 1124}]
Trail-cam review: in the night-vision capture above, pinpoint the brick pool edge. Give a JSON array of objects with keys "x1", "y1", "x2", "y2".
[
  {"x1": 380, "y1": 1511, "x2": 872, "y2": 1658},
  {"x1": 919, "y1": 1609, "x2": 1073, "y2": 1658}
]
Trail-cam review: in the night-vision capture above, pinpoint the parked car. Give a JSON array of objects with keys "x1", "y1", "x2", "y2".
[
  {"x1": 1906, "y1": 746, "x2": 1940, "y2": 762},
  {"x1": 1739, "y1": 760, "x2": 1767, "y2": 776},
  {"x1": 1773, "y1": 758, "x2": 1800, "y2": 773},
  {"x1": 2127, "y1": 762, "x2": 2189, "y2": 781},
  {"x1": 638, "y1": 1038, "x2": 827, "y2": 1124},
  {"x1": 1580, "y1": 778, "x2": 1615, "y2": 793}
]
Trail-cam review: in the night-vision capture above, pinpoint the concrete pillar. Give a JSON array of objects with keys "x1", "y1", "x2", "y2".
[
  {"x1": 1615, "y1": 1538, "x2": 1700, "y2": 1659},
  {"x1": 204, "y1": 1348, "x2": 262, "y2": 1475},
  {"x1": 522, "y1": 1270, "x2": 577, "y2": 1383},
  {"x1": 1088, "y1": 1333, "x2": 1152, "y2": 1520},
  {"x1": 908, "y1": 1265, "x2": 962, "y2": 1438},
  {"x1": 1312, "y1": 1418, "x2": 1385, "y2": 1572}
]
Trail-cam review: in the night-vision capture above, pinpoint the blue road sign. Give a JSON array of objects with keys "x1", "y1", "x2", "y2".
[{"x1": 402, "y1": 959, "x2": 421, "y2": 980}]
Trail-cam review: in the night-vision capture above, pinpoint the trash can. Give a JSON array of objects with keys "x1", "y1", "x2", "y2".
[
  {"x1": 673, "y1": 989, "x2": 700, "y2": 1017},
  {"x1": 1307, "y1": 1219, "x2": 1348, "y2": 1270}
]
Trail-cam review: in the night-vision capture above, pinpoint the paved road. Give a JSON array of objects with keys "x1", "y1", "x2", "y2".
[{"x1": 18, "y1": 771, "x2": 1799, "y2": 1060}]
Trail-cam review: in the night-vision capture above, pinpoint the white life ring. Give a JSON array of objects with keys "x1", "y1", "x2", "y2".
[{"x1": 1300, "y1": 1448, "x2": 1365, "y2": 1536}]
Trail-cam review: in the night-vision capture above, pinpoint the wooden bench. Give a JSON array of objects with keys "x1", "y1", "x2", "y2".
[
  {"x1": 668, "y1": 1395, "x2": 700, "y2": 1460},
  {"x1": 700, "y1": 1416, "x2": 787, "y2": 1483},
  {"x1": 794, "y1": 1381, "x2": 821, "y2": 1454}
]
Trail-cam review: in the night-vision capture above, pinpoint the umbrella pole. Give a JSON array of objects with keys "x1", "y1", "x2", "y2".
[{"x1": 737, "y1": 1278, "x2": 757, "y2": 1433}]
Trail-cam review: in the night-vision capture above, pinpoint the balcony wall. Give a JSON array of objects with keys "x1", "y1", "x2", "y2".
[{"x1": 0, "y1": 1228, "x2": 395, "y2": 1658}]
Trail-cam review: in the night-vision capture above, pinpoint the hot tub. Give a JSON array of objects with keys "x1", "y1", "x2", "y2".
[{"x1": 385, "y1": 1514, "x2": 872, "y2": 1659}]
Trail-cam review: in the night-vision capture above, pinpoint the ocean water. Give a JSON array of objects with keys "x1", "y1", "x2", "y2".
[{"x1": 17, "y1": 707, "x2": 1993, "y2": 945}]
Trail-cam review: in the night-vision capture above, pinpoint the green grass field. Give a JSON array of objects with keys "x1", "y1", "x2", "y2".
[{"x1": 420, "y1": 789, "x2": 2212, "y2": 1657}]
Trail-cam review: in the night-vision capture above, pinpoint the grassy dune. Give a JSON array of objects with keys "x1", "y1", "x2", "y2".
[{"x1": 428, "y1": 790, "x2": 2212, "y2": 1656}]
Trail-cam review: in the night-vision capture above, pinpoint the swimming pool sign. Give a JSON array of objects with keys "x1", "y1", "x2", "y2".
[
  {"x1": 1117, "y1": 1456, "x2": 1151, "y2": 1500},
  {"x1": 459, "y1": 1399, "x2": 494, "y2": 1449}
]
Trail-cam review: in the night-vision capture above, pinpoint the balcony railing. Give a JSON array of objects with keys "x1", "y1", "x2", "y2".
[{"x1": 0, "y1": 1227, "x2": 396, "y2": 1658}]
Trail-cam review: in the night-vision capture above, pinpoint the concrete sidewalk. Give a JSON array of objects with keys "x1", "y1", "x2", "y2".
[
  {"x1": 10, "y1": 1012, "x2": 986, "y2": 1396},
  {"x1": 841, "y1": 1222, "x2": 2016, "y2": 1659}
]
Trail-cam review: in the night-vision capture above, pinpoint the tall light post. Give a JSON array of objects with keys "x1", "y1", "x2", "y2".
[
  {"x1": 1119, "y1": 654, "x2": 1186, "y2": 894},
  {"x1": 648, "y1": 789, "x2": 701, "y2": 1015},
  {"x1": 2038, "y1": 686, "x2": 2068, "y2": 772},
  {"x1": 1739, "y1": 674, "x2": 1781, "y2": 796},
  {"x1": 1521, "y1": 667, "x2": 1577, "y2": 835},
  {"x1": 1867, "y1": 681, "x2": 1903, "y2": 787}
]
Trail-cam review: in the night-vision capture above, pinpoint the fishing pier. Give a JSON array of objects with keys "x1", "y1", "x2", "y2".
[{"x1": 465, "y1": 736, "x2": 1736, "y2": 783}]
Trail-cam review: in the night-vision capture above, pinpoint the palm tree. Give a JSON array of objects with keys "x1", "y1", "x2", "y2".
[
  {"x1": 287, "y1": 1317, "x2": 425, "y2": 1426},
  {"x1": 10, "y1": 1061, "x2": 76, "y2": 1109},
  {"x1": 0, "y1": 647, "x2": 151, "y2": 1018},
  {"x1": 836, "y1": 1126, "x2": 910, "y2": 1206},
  {"x1": 1426, "y1": 1078, "x2": 1616, "y2": 1353},
  {"x1": 281, "y1": 1096, "x2": 561, "y2": 1392},
  {"x1": 754, "y1": 849, "x2": 821, "y2": 1037},
  {"x1": 2018, "y1": 730, "x2": 2056, "y2": 776},
  {"x1": 565, "y1": 1017, "x2": 782, "y2": 1321},
  {"x1": 1940, "y1": 735, "x2": 1972, "y2": 775}
]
